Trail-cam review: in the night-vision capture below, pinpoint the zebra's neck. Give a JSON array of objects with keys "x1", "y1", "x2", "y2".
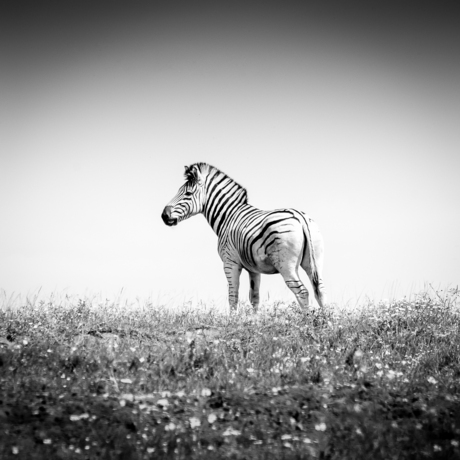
[{"x1": 203, "y1": 168, "x2": 248, "y2": 237}]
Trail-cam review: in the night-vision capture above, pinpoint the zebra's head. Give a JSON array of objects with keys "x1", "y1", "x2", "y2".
[{"x1": 161, "y1": 163, "x2": 207, "y2": 226}]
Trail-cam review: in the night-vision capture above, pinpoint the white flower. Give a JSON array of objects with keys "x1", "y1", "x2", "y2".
[
  {"x1": 70, "y1": 413, "x2": 90, "y2": 421},
  {"x1": 120, "y1": 378, "x2": 132, "y2": 384},
  {"x1": 314, "y1": 422, "x2": 326, "y2": 431},
  {"x1": 201, "y1": 388, "x2": 211, "y2": 397},
  {"x1": 387, "y1": 370, "x2": 396, "y2": 380},
  {"x1": 427, "y1": 376, "x2": 437, "y2": 384},
  {"x1": 281, "y1": 434, "x2": 292, "y2": 440},
  {"x1": 165, "y1": 422, "x2": 176, "y2": 431},
  {"x1": 189, "y1": 417, "x2": 201, "y2": 429},
  {"x1": 208, "y1": 413, "x2": 217, "y2": 424},
  {"x1": 223, "y1": 427, "x2": 241, "y2": 436},
  {"x1": 157, "y1": 398, "x2": 169, "y2": 408}
]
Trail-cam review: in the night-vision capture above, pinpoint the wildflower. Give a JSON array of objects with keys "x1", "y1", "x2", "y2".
[
  {"x1": 70, "y1": 413, "x2": 90, "y2": 421},
  {"x1": 165, "y1": 422, "x2": 176, "y2": 431},
  {"x1": 451, "y1": 440, "x2": 459, "y2": 447},
  {"x1": 387, "y1": 370, "x2": 396, "y2": 380},
  {"x1": 12, "y1": 447, "x2": 19, "y2": 455},
  {"x1": 161, "y1": 391, "x2": 172, "y2": 398},
  {"x1": 208, "y1": 413, "x2": 217, "y2": 424},
  {"x1": 434, "y1": 444, "x2": 442, "y2": 452},
  {"x1": 315, "y1": 422, "x2": 326, "y2": 432},
  {"x1": 223, "y1": 427, "x2": 241, "y2": 436},
  {"x1": 120, "y1": 378, "x2": 132, "y2": 384},
  {"x1": 189, "y1": 417, "x2": 201, "y2": 429},
  {"x1": 157, "y1": 399, "x2": 169, "y2": 408},
  {"x1": 201, "y1": 388, "x2": 211, "y2": 397},
  {"x1": 427, "y1": 376, "x2": 437, "y2": 384},
  {"x1": 303, "y1": 437, "x2": 312, "y2": 444},
  {"x1": 281, "y1": 434, "x2": 292, "y2": 440},
  {"x1": 43, "y1": 439, "x2": 52, "y2": 445}
]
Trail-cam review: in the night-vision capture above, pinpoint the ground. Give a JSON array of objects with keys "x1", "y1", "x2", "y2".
[{"x1": 1, "y1": 288, "x2": 460, "y2": 459}]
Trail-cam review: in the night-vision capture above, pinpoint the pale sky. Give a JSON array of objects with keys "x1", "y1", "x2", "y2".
[{"x1": 1, "y1": 1, "x2": 459, "y2": 307}]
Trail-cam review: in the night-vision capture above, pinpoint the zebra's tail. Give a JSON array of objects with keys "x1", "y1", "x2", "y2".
[{"x1": 301, "y1": 217, "x2": 321, "y2": 301}]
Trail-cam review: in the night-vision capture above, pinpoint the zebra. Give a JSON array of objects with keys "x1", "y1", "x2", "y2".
[{"x1": 161, "y1": 163, "x2": 326, "y2": 311}]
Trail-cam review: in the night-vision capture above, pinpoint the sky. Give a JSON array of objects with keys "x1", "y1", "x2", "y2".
[{"x1": 1, "y1": 1, "x2": 459, "y2": 308}]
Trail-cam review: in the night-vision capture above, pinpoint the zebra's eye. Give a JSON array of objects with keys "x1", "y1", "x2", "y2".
[{"x1": 184, "y1": 191, "x2": 193, "y2": 196}]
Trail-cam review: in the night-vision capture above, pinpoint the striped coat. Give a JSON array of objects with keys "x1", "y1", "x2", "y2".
[{"x1": 162, "y1": 163, "x2": 326, "y2": 311}]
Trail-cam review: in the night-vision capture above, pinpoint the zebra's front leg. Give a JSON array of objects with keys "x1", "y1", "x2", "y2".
[
  {"x1": 248, "y1": 272, "x2": 261, "y2": 312},
  {"x1": 224, "y1": 263, "x2": 242, "y2": 313}
]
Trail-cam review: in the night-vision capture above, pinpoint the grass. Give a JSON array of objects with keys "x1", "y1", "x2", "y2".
[{"x1": 1, "y1": 288, "x2": 460, "y2": 459}]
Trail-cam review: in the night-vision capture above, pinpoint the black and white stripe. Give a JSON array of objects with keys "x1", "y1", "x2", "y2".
[{"x1": 162, "y1": 163, "x2": 326, "y2": 311}]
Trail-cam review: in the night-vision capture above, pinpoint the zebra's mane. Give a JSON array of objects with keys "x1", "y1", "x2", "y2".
[{"x1": 184, "y1": 163, "x2": 248, "y2": 203}]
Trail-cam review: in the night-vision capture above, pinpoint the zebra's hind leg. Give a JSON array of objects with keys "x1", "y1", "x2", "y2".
[
  {"x1": 273, "y1": 259, "x2": 311, "y2": 308},
  {"x1": 302, "y1": 263, "x2": 327, "y2": 308},
  {"x1": 283, "y1": 276, "x2": 311, "y2": 308},
  {"x1": 248, "y1": 272, "x2": 261, "y2": 312}
]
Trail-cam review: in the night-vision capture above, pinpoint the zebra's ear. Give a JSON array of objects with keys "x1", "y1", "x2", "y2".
[
  {"x1": 193, "y1": 165, "x2": 205, "y2": 186},
  {"x1": 184, "y1": 165, "x2": 194, "y2": 181},
  {"x1": 184, "y1": 164, "x2": 204, "y2": 185}
]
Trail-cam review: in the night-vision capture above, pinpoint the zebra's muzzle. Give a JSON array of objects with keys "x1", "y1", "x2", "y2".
[{"x1": 161, "y1": 206, "x2": 178, "y2": 226}]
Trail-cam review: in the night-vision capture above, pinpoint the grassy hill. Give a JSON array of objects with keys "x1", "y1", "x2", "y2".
[{"x1": 1, "y1": 289, "x2": 459, "y2": 459}]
